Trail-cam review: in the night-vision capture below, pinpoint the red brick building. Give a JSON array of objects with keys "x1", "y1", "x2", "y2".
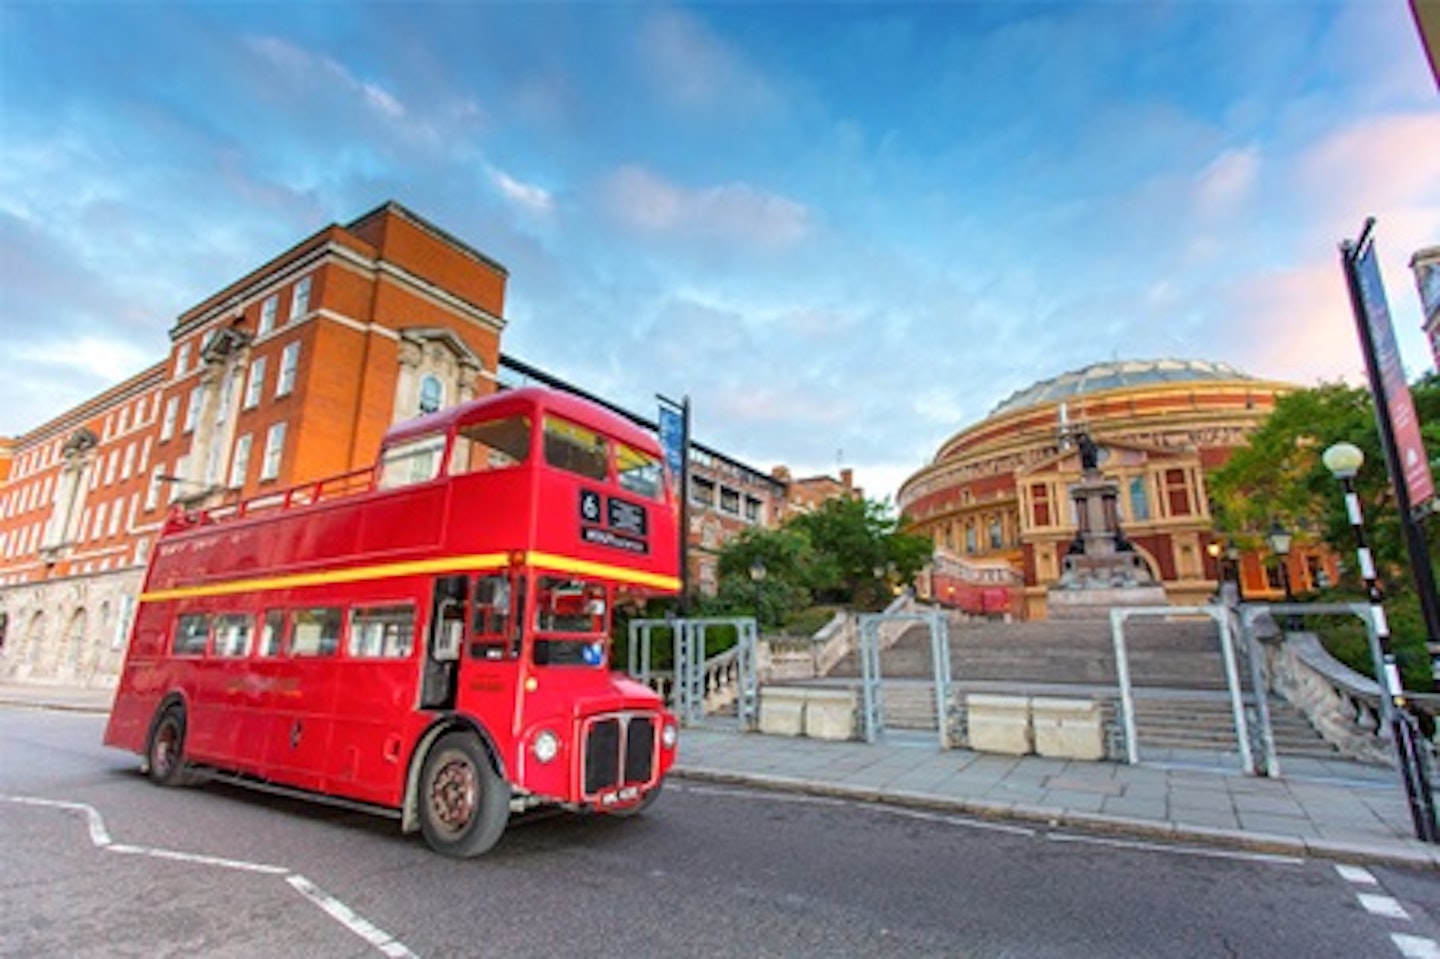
[{"x1": 0, "y1": 202, "x2": 507, "y2": 681}]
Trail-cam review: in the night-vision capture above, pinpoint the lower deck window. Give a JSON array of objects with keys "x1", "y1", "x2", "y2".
[
  {"x1": 348, "y1": 605, "x2": 416, "y2": 658},
  {"x1": 291, "y1": 607, "x2": 342, "y2": 657},
  {"x1": 173, "y1": 614, "x2": 210, "y2": 656}
]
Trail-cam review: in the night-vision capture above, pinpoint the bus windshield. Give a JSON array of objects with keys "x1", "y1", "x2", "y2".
[{"x1": 532, "y1": 575, "x2": 608, "y2": 667}]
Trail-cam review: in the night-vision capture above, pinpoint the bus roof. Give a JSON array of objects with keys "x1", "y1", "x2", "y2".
[{"x1": 381, "y1": 386, "x2": 661, "y2": 452}]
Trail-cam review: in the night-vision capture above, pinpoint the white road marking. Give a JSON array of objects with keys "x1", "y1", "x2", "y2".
[
  {"x1": 3, "y1": 793, "x2": 419, "y2": 957},
  {"x1": 1045, "y1": 831, "x2": 1305, "y2": 865},
  {"x1": 106, "y1": 842, "x2": 289, "y2": 875},
  {"x1": 1358, "y1": 893, "x2": 1411, "y2": 921},
  {"x1": 1393, "y1": 933, "x2": 1440, "y2": 958},
  {"x1": 288, "y1": 875, "x2": 418, "y2": 959},
  {"x1": 674, "y1": 781, "x2": 1036, "y2": 836},
  {"x1": 1336, "y1": 863, "x2": 1378, "y2": 885},
  {"x1": 5, "y1": 795, "x2": 113, "y2": 846}
]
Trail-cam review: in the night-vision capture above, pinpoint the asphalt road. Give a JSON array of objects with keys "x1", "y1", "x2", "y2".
[{"x1": 4, "y1": 705, "x2": 1440, "y2": 958}]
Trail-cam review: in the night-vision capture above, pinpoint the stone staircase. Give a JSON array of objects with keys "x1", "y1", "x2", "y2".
[{"x1": 825, "y1": 617, "x2": 1344, "y2": 761}]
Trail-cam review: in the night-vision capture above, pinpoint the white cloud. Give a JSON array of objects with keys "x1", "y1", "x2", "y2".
[
  {"x1": 487, "y1": 165, "x2": 553, "y2": 215},
  {"x1": 636, "y1": 8, "x2": 777, "y2": 114},
  {"x1": 598, "y1": 166, "x2": 809, "y2": 249},
  {"x1": 1192, "y1": 147, "x2": 1260, "y2": 221},
  {"x1": 247, "y1": 35, "x2": 407, "y2": 122}
]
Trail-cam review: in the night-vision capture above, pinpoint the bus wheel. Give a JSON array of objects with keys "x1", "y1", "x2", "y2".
[
  {"x1": 146, "y1": 706, "x2": 190, "y2": 787},
  {"x1": 419, "y1": 732, "x2": 511, "y2": 858}
]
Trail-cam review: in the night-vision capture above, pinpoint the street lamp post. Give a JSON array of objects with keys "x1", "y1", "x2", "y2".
[
  {"x1": 1324, "y1": 441, "x2": 1438, "y2": 843},
  {"x1": 1266, "y1": 520, "x2": 1298, "y2": 630},
  {"x1": 1225, "y1": 541, "x2": 1244, "y2": 602},
  {"x1": 748, "y1": 558, "x2": 767, "y2": 632}
]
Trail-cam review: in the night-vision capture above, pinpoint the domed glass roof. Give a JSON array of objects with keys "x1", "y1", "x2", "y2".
[{"x1": 989, "y1": 358, "x2": 1257, "y2": 416}]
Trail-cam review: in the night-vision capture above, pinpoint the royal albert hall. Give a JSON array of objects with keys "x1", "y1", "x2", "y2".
[{"x1": 898, "y1": 359, "x2": 1320, "y2": 620}]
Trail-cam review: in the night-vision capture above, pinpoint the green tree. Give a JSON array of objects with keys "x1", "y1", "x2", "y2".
[
  {"x1": 695, "y1": 495, "x2": 934, "y2": 627},
  {"x1": 785, "y1": 496, "x2": 932, "y2": 608},
  {"x1": 1207, "y1": 379, "x2": 1440, "y2": 686}
]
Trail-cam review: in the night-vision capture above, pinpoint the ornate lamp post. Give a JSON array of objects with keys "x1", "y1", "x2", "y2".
[
  {"x1": 1323, "y1": 440, "x2": 1438, "y2": 842},
  {"x1": 1267, "y1": 520, "x2": 1297, "y2": 630},
  {"x1": 1226, "y1": 541, "x2": 1244, "y2": 602},
  {"x1": 748, "y1": 557, "x2": 767, "y2": 631}
]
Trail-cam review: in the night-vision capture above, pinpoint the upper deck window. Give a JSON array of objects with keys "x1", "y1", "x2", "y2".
[
  {"x1": 532, "y1": 575, "x2": 608, "y2": 667},
  {"x1": 451, "y1": 416, "x2": 531, "y2": 475},
  {"x1": 378, "y1": 434, "x2": 445, "y2": 489},
  {"x1": 616, "y1": 443, "x2": 663, "y2": 500},
  {"x1": 543, "y1": 417, "x2": 608, "y2": 482}
]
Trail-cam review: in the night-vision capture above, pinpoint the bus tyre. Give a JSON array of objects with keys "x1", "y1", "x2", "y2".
[
  {"x1": 146, "y1": 706, "x2": 191, "y2": 787},
  {"x1": 419, "y1": 732, "x2": 511, "y2": 858}
]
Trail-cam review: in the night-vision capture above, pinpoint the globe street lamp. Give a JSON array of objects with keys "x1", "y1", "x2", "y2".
[
  {"x1": 748, "y1": 557, "x2": 767, "y2": 631},
  {"x1": 1323, "y1": 440, "x2": 1438, "y2": 842}
]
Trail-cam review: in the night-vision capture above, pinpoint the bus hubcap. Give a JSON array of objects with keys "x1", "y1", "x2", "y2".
[
  {"x1": 153, "y1": 724, "x2": 176, "y2": 774},
  {"x1": 431, "y1": 757, "x2": 477, "y2": 832}
]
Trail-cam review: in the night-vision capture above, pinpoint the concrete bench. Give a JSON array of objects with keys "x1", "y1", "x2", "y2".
[
  {"x1": 966, "y1": 693, "x2": 1032, "y2": 755},
  {"x1": 758, "y1": 686, "x2": 858, "y2": 740},
  {"x1": 759, "y1": 686, "x2": 808, "y2": 736},
  {"x1": 1030, "y1": 697, "x2": 1105, "y2": 760},
  {"x1": 803, "y1": 688, "x2": 858, "y2": 741}
]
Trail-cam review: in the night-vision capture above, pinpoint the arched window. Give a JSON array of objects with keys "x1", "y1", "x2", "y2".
[{"x1": 418, "y1": 375, "x2": 444, "y2": 415}]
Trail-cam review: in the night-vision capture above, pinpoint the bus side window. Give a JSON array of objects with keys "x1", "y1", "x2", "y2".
[
  {"x1": 291, "y1": 607, "x2": 342, "y2": 657},
  {"x1": 470, "y1": 574, "x2": 522, "y2": 660},
  {"x1": 173, "y1": 613, "x2": 211, "y2": 656},
  {"x1": 349, "y1": 606, "x2": 416, "y2": 658},
  {"x1": 259, "y1": 610, "x2": 286, "y2": 657},
  {"x1": 214, "y1": 613, "x2": 254, "y2": 658}
]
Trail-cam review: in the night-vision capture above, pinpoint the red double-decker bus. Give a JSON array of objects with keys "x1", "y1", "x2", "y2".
[{"x1": 104, "y1": 387, "x2": 681, "y2": 857}]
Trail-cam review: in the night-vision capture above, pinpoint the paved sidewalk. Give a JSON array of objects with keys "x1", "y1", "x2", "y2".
[{"x1": 5, "y1": 681, "x2": 1436, "y2": 869}]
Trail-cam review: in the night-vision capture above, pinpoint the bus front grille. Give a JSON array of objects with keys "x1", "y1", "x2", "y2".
[{"x1": 583, "y1": 714, "x2": 657, "y2": 798}]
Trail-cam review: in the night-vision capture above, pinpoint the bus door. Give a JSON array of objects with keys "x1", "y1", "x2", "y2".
[
  {"x1": 459, "y1": 572, "x2": 524, "y2": 732},
  {"x1": 325, "y1": 602, "x2": 423, "y2": 806},
  {"x1": 422, "y1": 576, "x2": 465, "y2": 711},
  {"x1": 264, "y1": 605, "x2": 342, "y2": 793}
]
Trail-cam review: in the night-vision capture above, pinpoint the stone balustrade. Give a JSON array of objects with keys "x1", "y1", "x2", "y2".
[{"x1": 1265, "y1": 631, "x2": 1397, "y2": 767}]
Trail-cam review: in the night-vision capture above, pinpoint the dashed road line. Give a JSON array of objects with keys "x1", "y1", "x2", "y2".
[
  {"x1": 1393, "y1": 933, "x2": 1440, "y2": 958},
  {"x1": 2, "y1": 794, "x2": 418, "y2": 958},
  {"x1": 1360, "y1": 893, "x2": 1413, "y2": 921},
  {"x1": 1336, "y1": 862, "x2": 1438, "y2": 959}
]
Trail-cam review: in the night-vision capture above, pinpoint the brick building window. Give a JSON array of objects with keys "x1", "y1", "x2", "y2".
[
  {"x1": 261, "y1": 423, "x2": 286, "y2": 481},
  {"x1": 277, "y1": 342, "x2": 299, "y2": 396},
  {"x1": 1164, "y1": 469, "x2": 1190, "y2": 516},
  {"x1": 1031, "y1": 483, "x2": 1050, "y2": 527}
]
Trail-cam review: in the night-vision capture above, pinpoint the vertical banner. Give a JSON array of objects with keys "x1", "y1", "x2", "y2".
[
  {"x1": 1354, "y1": 242, "x2": 1437, "y2": 510},
  {"x1": 658, "y1": 403, "x2": 685, "y2": 493},
  {"x1": 657, "y1": 394, "x2": 691, "y2": 612}
]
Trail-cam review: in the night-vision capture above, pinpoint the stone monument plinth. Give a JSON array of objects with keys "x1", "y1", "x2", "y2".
[{"x1": 1047, "y1": 433, "x2": 1166, "y2": 620}]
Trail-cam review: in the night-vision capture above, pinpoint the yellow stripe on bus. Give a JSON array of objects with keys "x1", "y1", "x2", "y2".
[
  {"x1": 137, "y1": 550, "x2": 680, "y2": 603},
  {"x1": 525, "y1": 551, "x2": 683, "y2": 593}
]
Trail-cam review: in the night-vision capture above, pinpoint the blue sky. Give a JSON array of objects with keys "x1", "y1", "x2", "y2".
[{"x1": 1, "y1": 1, "x2": 1437, "y2": 501}]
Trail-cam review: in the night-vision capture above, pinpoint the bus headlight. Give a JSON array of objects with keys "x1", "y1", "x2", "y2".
[
  {"x1": 533, "y1": 730, "x2": 561, "y2": 764},
  {"x1": 661, "y1": 722, "x2": 678, "y2": 750}
]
